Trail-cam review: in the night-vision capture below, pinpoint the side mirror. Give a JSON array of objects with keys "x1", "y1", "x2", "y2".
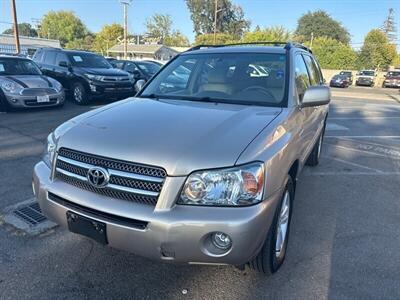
[
  {"x1": 301, "y1": 86, "x2": 331, "y2": 107},
  {"x1": 132, "y1": 70, "x2": 141, "y2": 79},
  {"x1": 59, "y1": 61, "x2": 69, "y2": 68},
  {"x1": 134, "y1": 79, "x2": 146, "y2": 93}
]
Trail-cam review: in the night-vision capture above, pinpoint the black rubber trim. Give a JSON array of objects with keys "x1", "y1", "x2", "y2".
[
  {"x1": 48, "y1": 192, "x2": 148, "y2": 230},
  {"x1": 40, "y1": 75, "x2": 53, "y2": 87},
  {"x1": 5, "y1": 76, "x2": 29, "y2": 88}
]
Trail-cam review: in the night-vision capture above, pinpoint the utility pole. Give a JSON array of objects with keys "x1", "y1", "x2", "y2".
[
  {"x1": 213, "y1": 0, "x2": 224, "y2": 44},
  {"x1": 120, "y1": 0, "x2": 132, "y2": 59},
  {"x1": 10, "y1": 0, "x2": 20, "y2": 54}
]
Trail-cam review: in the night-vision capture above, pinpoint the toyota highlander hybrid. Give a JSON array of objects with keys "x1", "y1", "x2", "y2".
[{"x1": 33, "y1": 42, "x2": 330, "y2": 275}]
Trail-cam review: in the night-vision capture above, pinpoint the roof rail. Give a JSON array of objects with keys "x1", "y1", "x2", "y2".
[{"x1": 186, "y1": 41, "x2": 312, "y2": 54}]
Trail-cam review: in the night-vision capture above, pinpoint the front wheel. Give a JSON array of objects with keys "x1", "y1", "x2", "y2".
[
  {"x1": 71, "y1": 82, "x2": 90, "y2": 105},
  {"x1": 248, "y1": 176, "x2": 294, "y2": 275}
]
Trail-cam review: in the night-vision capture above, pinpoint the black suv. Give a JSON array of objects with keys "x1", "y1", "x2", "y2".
[{"x1": 33, "y1": 48, "x2": 134, "y2": 104}]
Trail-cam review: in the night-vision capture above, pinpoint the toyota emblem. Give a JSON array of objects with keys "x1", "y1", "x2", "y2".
[{"x1": 87, "y1": 167, "x2": 109, "y2": 188}]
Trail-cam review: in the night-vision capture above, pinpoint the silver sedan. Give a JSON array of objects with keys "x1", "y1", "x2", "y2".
[{"x1": 0, "y1": 56, "x2": 64, "y2": 111}]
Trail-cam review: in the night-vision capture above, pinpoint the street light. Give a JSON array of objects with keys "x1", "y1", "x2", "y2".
[{"x1": 120, "y1": 0, "x2": 132, "y2": 59}]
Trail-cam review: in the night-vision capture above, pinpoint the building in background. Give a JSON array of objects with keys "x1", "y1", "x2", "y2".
[
  {"x1": 0, "y1": 34, "x2": 61, "y2": 57},
  {"x1": 107, "y1": 44, "x2": 179, "y2": 61}
]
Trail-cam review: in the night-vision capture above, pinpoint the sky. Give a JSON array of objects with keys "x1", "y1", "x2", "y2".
[{"x1": 0, "y1": 0, "x2": 399, "y2": 49}]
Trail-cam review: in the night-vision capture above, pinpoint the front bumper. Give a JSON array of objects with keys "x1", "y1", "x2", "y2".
[
  {"x1": 4, "y1": 90, "x2": 65, "y2": 108},
  {"x1": 87, "y1": 81, "x2": 134, "y2": 98},
  {"x1": 356, "y1": 79, "x2": 373, "y2": 86},
  {"x1": 33, "y1": 161, "x2": 281, "y2": 265}
]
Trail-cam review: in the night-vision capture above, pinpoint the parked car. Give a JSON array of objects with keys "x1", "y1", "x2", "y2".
[
  {"x1": 0, "y1": 55, "x2": 64, "y2": 112},
  {"x1": 32, "y1": 48, "x2": 134, "y2": 104},
  {"x1": 382, "y1": 70, "x2": 400, "y2": 88},
  {"x1": 330, "y1": 74, "x2": 350, "y2": 88},
  {"x1": 355, "y1": 70, "x2": 376, "y2": 87},
  {"x1": 110, "y1": 60, "x2": 161, "y2": 92},
  {"x1": 339, "y1": 71, "x2": 353, "y2": 85},
  {"x1": 33, "y1": 42, "x2": 330, "y2": 275}
]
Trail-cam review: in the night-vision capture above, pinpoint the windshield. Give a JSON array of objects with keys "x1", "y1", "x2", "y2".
[
  {"x1": 0, "y1": 58, "x2": 42, "y2": 75},
  {"x1": 67, "y1": 53, "x2": 112, "y2": 68},
  {"x1": 387, "y1": 71, "x2": 400, "y2": 77},
  {"x1": 340, "y1": 71, "x2": 351, "y2": 76},
  {"x1": 359, "y1": 71, "x2": 375, "y2": 76},
  {"x1": 140, "y1": 53, "x2": 286, "y2": 106},
  {"x1": 136, "y1": 61, "x2": 161, "y2": 75}
]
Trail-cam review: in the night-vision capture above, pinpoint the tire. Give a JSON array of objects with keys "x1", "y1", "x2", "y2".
[
  {"x1": 248, "y1": 176, "x2": 295, "y2": 275},
  {"x1": 0, "y1": 90, "x2": 10, "y2": 112},
  {"x1": 71, "y1": 82, "x2": 90, "y2": 105},
  {"x1": 305, "y1": 126, "x2": 325, "y2": 167}
]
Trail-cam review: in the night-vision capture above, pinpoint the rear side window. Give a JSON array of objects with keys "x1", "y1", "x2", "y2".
[
  {"x1": 43, "y1": 51, "x2": 56, "y2": 65},
  {"x1": 294, "y1": 54, "x2": 310, "y2": 100},
  {"x1": 55, "y1": 52, "x2": 69, "y2": 66},
  {"x1": 303, "y1": 55, "x2": 323, "y2": 85}
]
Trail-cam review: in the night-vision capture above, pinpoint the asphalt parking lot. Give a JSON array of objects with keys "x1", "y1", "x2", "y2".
[{"x1": 1, "y1": 89, "x2": 400, "y2": 299}]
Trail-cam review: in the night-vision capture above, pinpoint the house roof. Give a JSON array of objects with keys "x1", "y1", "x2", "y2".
[
  {"x1": 0, "y1": 34, "x2": 61, "y2": 48},
  {"x1": 108, "y1": 44, "x2": 177, "y2": 54}
]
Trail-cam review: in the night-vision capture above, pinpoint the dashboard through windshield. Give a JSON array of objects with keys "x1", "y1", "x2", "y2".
[{"x1": 140, "y1": 52, "x2": 287, "y2": 106}]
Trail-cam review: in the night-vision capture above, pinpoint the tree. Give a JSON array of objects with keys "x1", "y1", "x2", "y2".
[
  {"x1": 186, "y1": 0, "x2": 250, "y2": 39},
  {"x1": 358, "y1": 29, "x2": 397, "y2": 70},
  {"x1": 381, "y1": 8, "x2": 397, "y2": 43},
  {"x1": 194, "y1": 33, "x2": 236, "y2": 45},
  {"x1": 66, "y1": 33, "x2": 95, "y2": 51},
  {"x1": 2, "y1": 23, "x2": 38, "y2": 37},
  {"x1": 91, "y1": 24, "x2": 123, "y2": 55},
  {"x1": 164, "y1": 31, "x2": 190, "y2": 47},
  {"x1": 295, "y1": 10, "x2": 350, "y2": 44},
  {"x1": 242, "y1": 26, "x2": 291, "y2": 42},
  {"x1": 38, "y1": 11, "x2": 87, "y2": 47},
  {"x1": 304, "y1": 37, "x2": 357, "y2": 70},
  {"x1": 145, "y1": 14, "x2": 172, "y2": 43}
]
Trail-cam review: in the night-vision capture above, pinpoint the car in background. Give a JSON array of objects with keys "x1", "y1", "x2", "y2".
[
  {"x1": 339, "y1": 71, "x2": 353, "y2": 85},
  {"x1": 33, "y1": 48, "x2": 134, "y2": 105},
  {"x1": 329, "y1": 74, "x2": 350, "y2": 88},
  {"x1": 110, "y1": 60, "x2": 161, "y2": 92},
  {"x1": 0, "y1": 55, "x2": 64, "y2": 112},
  {"x1": 355, "y1": 70, "x2": 376, "y2": 87},
  {"x1": 382, "y1": 70, "x2": 400, "y2": 88}
]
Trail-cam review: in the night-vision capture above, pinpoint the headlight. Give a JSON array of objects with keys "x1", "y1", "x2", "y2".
[
  {"x1": 52, "y1": 80, "x2": 63, "y2": 92},
  {"x1": 178, "y1": 162, "x2": 265, "y2": 206},
  {"x1": 85, "y1": 74, "x2": 103, "y2": 81},
  {"x1": 43, "y1": 132, "x2": 56, "y2": 168},
  {"x1": 1, "y1": 80, "x2": 23, "y2": 94}
]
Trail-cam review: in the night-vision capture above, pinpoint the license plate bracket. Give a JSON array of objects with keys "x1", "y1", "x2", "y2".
[
  {"x1": 67, "y1": 211, "x2": 108, "y2": 244},
  {"x1": 37, "y1": 95, "x2": 50, "y2": 103}
]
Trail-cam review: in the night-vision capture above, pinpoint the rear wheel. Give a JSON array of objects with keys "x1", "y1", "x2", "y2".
[
  {"x1": 0, "y1": 91, "x2": 10, "y2": 112},
  {"x1": 248, "y1": 176, "x2": 294, "y2": 275},
  {"x1": 71, "y1": 82, "x2": 90, "y2": 105}
]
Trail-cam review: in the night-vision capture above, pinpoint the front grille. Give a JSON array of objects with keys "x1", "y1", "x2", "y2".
[
  {"x1": 24, "y1": 99, "x2": 58, "y2": 106},
  {"x1": 101, "y1": 76, "x2": 130, "y2": 82},
  {"x1": 55, "y1": 148, "x2": 166, "y2": 206},
  {"x1": 58, "y1": 148, "x2": 166, "y2": 178},
  {"x1": 20, "y1": 88, "x2": 58, "y2": 96}
]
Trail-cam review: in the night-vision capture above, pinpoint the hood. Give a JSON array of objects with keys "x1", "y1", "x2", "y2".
[
  {"x1": 3, "y1": 75, "x2": 56, "y2": 88},
  {"x1": 75, "y1": 67, "x2": 129, "y2": 76},
  {"x1": 57, "y1": 98, "x2": 282, "y2": 176}
]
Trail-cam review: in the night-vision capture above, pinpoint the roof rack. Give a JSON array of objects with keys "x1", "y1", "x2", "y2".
[{"x1": 186, "y1": 41, "x2": 312, "y2": 54}]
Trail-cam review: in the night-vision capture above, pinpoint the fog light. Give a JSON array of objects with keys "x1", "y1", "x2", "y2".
[
  {"x1": 11, "y1": 98, "x2": 18, "y2": 103},
  {"x1": 90, "y1": 84, "x2": 97, "y2": 92},
  {"x1": 211, "y1": 232, "x2": 232, "y2": 250}
]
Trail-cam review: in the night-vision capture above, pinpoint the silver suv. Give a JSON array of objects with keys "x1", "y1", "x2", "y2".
[{"x1": 33, "y1": 42, "x2": 330, "y2": 275}]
